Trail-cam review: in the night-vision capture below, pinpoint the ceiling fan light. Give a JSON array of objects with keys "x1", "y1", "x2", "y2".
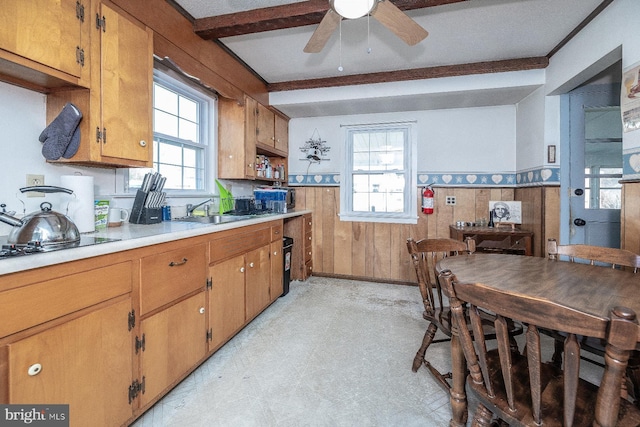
[{"x1": 331, "y1": 0, "x2": 375, "y2": 20}]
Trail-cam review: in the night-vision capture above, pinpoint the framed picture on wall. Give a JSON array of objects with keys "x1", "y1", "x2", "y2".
[
  {"x1": 547, "y1": 145, "x2": 556, "y2": 163},
  {"x1": 490, "y1": 201, "x2": 522, "y2": 224}
]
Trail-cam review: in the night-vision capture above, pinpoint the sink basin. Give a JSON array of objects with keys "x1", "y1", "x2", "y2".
[{"x1": 175, "y1": 214, "x2": 248, "y2": 224}]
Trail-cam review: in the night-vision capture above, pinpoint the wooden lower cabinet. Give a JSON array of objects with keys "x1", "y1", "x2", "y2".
[
  {"x1": 6, "y1": 297, "x2": 133, "y2": 427},
  {"x1": 1, "y1": 217, "x2": 298, "y2": 426},
  {"x1": 139, "y1": 291, "x2": 207, "y2": 407},
  {"x1": 245, "y1": 245, "x2": 272, "y2": 320},
  {"x1": 270, "y1": 239, "x2": 284, "y2": 299},
  {"x1": 209, "y1": 255, "x2": 246, "y2": 350}
]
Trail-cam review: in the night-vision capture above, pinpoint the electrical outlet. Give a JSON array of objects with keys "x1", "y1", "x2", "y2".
[
  {"x1": 445, "y1": 195, "x2": 456, "y2": 205},
  {"x1": 26, "y1": 174, "x2": 45, "y2": 197}
]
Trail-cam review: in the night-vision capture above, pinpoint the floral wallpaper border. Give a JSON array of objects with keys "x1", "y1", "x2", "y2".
[{"x1": 287, "y1": 167, "x2": 560, "y2": 187}]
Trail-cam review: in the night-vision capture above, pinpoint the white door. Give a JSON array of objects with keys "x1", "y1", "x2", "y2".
[{"x1": 567, "y1": 84, "x2": 622, "y2": 247}]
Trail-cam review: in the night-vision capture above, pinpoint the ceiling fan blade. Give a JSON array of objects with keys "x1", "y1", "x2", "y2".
[
  {"x1": 304, "y1": 9, "x2": 341, "y2": 53},
  {"x1": 371, "y1": 0, "x2": 428, "y2": 46}
]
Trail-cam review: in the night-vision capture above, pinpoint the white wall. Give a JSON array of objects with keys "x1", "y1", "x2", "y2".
[
  {"x1": 288, "y1": 105, "x2": 516, "y2": 176},
  {"x1": 516, "y1": 86, "x2": 546, "y2": 171},
  {"x1": 545, "y1": 0, "x2": 640, "y2": 149},
  {"x1": 0, "y1": 81, "x2": 117, "y2": 235}
]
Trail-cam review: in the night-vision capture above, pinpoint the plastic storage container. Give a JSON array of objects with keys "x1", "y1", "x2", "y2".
[
  {"x1": 254, "y1": 189, "x2": 287, "y2": 213},
  {"x1": 282, "y1": 236, "x2": 294, "y2": 297}
]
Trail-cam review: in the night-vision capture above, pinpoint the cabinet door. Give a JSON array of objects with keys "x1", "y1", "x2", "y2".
[
  {"x1": 274, "y1": 114, "x2": 288, "y2": 154},
  {"x1": 209, "y1": 255, "x2": 246, "y2": 350},
  {"x1": 0, "y1": 0, "x2": 85, "y2": 78},
  {"x1": 139, "y1": 292, "x2": 207, "y2": 407},
  {"x1": 244, "y1": 97, "x2": 258, "y2": 178},
  {"x1": 256, "y1": 103, "x2": 275, "y2": 147},
  {"x1": 218, "y1": 96, "x2": 256, "y2": 179},
  {"x1": 270, "y1": 240, "x2": 284, "y2": 301},
  {"x1": 99, "y1": 4, "x2": 152, "y2": 163},
  {"x1": 245, "y1": 245, "x2": 271, "y2": 320},
  {"x1": 7, "y1": 298, "x2": 133, "y2": 427}
]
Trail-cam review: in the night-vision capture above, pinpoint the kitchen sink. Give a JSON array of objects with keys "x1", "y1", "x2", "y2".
[{"x1": 175, "y1": 214, "x2": 249, "y2": 224}]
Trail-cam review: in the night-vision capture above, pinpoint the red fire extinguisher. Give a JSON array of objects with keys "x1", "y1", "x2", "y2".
[{"x1": 422, "y1": 185, "x2": 434, "y2": 214}]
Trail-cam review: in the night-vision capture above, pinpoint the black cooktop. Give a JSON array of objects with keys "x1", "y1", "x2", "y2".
[{"x1": 0, "y1": 236, "x2": 120, "y2": 259}]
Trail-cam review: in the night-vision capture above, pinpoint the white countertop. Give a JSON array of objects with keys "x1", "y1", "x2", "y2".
[{"x1": 0, "y1": 210, "x2": 311, "y2": 276}]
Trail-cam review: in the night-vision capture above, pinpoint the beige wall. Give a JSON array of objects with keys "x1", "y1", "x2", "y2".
[{"x1": 295, "y1": 186, "x2": 560, "y2": 283}]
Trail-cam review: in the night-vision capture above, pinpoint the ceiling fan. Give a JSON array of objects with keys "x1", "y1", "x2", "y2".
[{"x1": 304, "y1": 0, "x2": 429, "y2": 53}]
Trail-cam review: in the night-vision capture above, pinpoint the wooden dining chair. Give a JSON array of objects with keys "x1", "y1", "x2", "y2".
[
  {"x1": 406, "y1": 237, "x2": 522, "y2": 391},
  {"x1": 547, "y1": 238, "x2": 640, "y2": 401},
  {"x1": 547, "y1": 238, "x2": 640, "y2": 272},
  {"x1": 438, "y1": 269, "x2": 640, "y2": 427},
  {"x1": 406, "y1": 238, "x2": 472, "y2": 385}
]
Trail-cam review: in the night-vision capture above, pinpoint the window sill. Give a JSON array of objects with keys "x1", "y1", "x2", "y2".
[{"x1": 339, "y1": 213, "x2": 418, "y2": 224}]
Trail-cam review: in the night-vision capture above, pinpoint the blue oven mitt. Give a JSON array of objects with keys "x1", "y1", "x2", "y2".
[{"x1": 39, "y1": 103, "x2": 82, "y2": 160}]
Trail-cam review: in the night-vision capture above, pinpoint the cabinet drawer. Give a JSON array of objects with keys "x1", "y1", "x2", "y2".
[
  {"x1": 271, "y1": 223, "x2": 283, "y2": 241},
  {"x1": 0, "y1": 261, "x2": 132, "y2": 338},
  {"x1": 141, "y1": 244, "x2": 206, "y2": 315},
  {"x1": 305, "y1": 242, "x2": 312, "y2": 263},
  {"x1": 304, "y1": 215, "x2": 312, "y2": 234},
  {"x1": 210, "y1": 227, "x2": 271, "y2": 263}
]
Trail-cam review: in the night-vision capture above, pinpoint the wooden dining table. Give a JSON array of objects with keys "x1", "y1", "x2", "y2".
[{"x1": 436, "y1": 253, "x2": 640, "y2": 426}]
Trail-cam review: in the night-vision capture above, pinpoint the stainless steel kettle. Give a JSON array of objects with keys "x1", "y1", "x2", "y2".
[{"x1": 0, "y1": 186, "x2": 80, "y2": 250}]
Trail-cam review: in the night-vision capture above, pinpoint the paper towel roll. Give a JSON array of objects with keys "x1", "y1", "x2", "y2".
[{"x1": 60, "y1": 175, "x2": 95, "y2": 233}]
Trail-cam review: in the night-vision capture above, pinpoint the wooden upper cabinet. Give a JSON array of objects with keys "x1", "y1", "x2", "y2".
[
  {"x1": 98, "y1": 3, "x2": 153, "y2": 164},
  {"x1": 274, "y1": 113, "x2": 288, "y2": 154},
  {"x1": 219, "y1": 95, "x2": 289, "y2": 183},
  {"x1": 46, "y1": 1, "x2": 153, "y2": 168},
  {"x1": 0, "y1": 0, "x2": 89, "y2": 82},
  {"x1": 218, "y1": 96, "x2": 256, "y2": 179},
  {"x1": 256, "y1": 103, "x2": 288, "y2": 156},
  {"x1": 256, "y1": 102, "x2": 275, "y2": 148}
]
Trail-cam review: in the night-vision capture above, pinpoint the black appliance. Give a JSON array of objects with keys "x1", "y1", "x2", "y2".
[
  {"x1": 282, "y1": 236, "x2": 294, "y2": 296},
  {"x1": 0, "y1": 236, "x2": 120, "y2": 260}
]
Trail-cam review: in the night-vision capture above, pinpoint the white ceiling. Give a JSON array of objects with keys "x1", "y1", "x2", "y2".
[{"x1": 171, "y1": 0, "x2": 607, "y2": 117}]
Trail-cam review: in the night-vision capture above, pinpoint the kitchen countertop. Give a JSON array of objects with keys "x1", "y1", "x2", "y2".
[{"x1": 0, "y1": 210, "x2": 311, "y2": 276}]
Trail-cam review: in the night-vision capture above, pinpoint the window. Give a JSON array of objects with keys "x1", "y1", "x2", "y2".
[
  {"x1": 128, "y1": 69, "x2": 215, "y2": 192},
  {"x1": 584, "y1": 167, "x2": 622, "y2": 209},
  {"x1": 340, "y1": 122, "x2": 417, "y2": 223}
]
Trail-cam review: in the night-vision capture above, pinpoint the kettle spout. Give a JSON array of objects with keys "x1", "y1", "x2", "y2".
[{"x1": 0, "y1": 211, "x2": 24, "y2": 227}]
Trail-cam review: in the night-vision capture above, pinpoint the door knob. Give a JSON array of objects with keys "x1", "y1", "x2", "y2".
[
  {"x1": 574, "y1": 188, "x2": 584, "y2": 196},
  {"x1": 574, "y1": 218, "x2": 586, "y2": 226}
]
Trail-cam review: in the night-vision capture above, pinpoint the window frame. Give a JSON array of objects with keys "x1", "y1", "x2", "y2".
[
  {"x1": 126, "y1": 68, "x2": 216, "y2": 195},
  {"x1": 340, "y1": 122, "x2": 418, "y2": 224}
]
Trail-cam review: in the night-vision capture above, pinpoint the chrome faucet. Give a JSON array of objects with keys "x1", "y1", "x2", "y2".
[{"x1": 186, "y1": 198, "x2": 213, "y2": 217}]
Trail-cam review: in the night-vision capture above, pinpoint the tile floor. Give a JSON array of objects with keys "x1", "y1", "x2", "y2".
[{"x1": 130, "y1": 276, "x2": 455, "y2": 426}]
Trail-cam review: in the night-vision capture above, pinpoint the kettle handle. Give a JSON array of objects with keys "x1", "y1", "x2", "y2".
[{"x1": 19, "y1": 186, "x2": 73, "y2": 195}]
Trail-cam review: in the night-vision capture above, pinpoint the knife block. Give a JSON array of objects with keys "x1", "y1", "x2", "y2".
[{"x1": 129, "y1": 190, "x2": 162, "y2": 224}]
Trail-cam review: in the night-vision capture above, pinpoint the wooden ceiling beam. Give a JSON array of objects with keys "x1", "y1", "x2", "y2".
[
  {"x1": 194, "y1": 0, "x2": 468, "y2": 40},
  {"x1": 267, "y1": 57, "x2": 549, "y2": 92}
]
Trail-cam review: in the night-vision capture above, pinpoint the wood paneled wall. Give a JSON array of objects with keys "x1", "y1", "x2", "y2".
[
  {"x1": 515, "y1": 186, "x2": 560, "y2": 257},
  {"x1": 622, "y1": 182, "x2": 640, "y2": 254},
  {"x1": 294, "y1": 186, "x2": 559, "y2": 283}
]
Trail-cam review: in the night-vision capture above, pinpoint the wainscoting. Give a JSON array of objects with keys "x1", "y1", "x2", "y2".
[
  {"x1": 622, "y1": 181, "x2": 640, "y2": 254},
  {"x1": 294, "y1": 186, "x2": 560, "y2": 283}
]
